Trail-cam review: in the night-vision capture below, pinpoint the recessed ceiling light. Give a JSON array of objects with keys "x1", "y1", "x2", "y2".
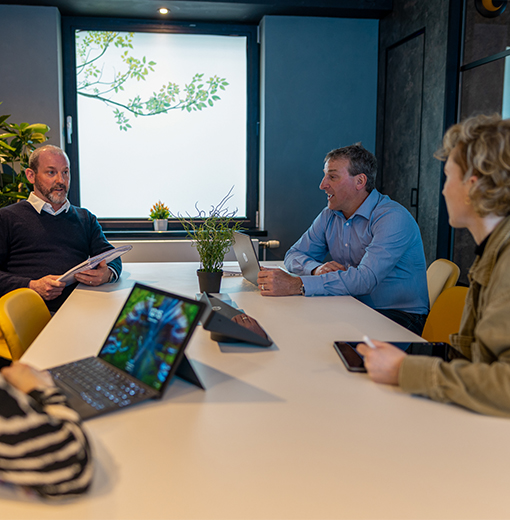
[{"x1": 159, "y1": 7, "x2": 169, "y2": 15}]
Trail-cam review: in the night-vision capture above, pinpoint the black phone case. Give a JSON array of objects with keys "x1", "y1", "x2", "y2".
[{"x1": 333, "y1": 342, "x2": 366, "y2": 372}]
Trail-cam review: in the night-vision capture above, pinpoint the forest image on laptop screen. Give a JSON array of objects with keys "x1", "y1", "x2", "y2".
[{"x1": 99, "y1": 286, "x2": 202, "y2": 391}]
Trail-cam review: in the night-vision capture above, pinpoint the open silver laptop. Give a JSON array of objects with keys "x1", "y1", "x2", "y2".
[
  {"x1": 232, "y1": 231, "x2": 260, "y2": 285},
  {"x1": 49, "y1": 283, "x2": 205, "y2": 420}
]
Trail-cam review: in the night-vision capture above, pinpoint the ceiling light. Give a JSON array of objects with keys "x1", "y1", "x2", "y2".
[{"x1": 159, "y1": 7, "x2": 170, "y2": 15}]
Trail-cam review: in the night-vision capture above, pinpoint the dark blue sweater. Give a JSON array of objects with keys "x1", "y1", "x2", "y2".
[{"x1": 0, "y1": 201, "x2": 121, "y2": 312}]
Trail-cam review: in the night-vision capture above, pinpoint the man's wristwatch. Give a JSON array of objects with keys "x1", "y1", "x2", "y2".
[{"x1": 300, "y1": 284, "x2": 306, "y2": 296}]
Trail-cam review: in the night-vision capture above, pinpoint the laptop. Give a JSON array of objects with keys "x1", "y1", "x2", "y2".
[
  {"x1": 232, "y1": 231, "x2": 260, "y2": 285},
  {"x1": 49, "y1": 283, "x2": 206, "y2": 420}
]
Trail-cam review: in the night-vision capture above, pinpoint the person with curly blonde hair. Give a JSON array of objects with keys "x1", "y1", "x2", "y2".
[{"x1": 357, "y1": 114, "x2": 510, "y2": 417}]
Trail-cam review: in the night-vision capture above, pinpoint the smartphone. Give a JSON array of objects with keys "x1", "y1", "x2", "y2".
[
  {"x1": 333, "y1": 341, "x2": 366, "y2": 372},
  {"x1": 333, "y1": 341, "x2": 453, "y2": 373}
]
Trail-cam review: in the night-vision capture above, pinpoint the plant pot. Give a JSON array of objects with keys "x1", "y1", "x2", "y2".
[
  {"x1": 197, "y1": 270, "x2": 223, "y2": 293},
  {"x1": 153, "y1": 219, "x2": 168, "y2": 231}
]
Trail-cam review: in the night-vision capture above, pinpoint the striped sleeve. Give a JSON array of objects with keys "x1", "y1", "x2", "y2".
[{"x1": 0, "y1": 376, "x2": 93, "y2": 499}]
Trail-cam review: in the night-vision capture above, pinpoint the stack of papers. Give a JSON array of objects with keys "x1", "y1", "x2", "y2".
[{"x1": 57, "y1": 245, "x2": 132, "y2": 285}]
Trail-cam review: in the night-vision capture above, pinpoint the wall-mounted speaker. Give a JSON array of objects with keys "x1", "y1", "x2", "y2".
[{"x1": 475, "y1": 0, "x2": 507, "y2": 18}]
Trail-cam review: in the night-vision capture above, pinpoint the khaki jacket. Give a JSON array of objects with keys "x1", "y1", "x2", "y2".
[{"x1": 399, "y1": 215, "x2": 510, "y2": 417}]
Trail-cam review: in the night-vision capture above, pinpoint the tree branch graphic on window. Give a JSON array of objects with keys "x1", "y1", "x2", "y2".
[{"x1": 76, "y1": 31, "x2": 229, "y2": 131}]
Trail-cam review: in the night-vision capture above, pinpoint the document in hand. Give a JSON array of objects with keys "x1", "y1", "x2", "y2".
[{"x1": 57, "y1": 244, "x2": 133, "y2": 285}]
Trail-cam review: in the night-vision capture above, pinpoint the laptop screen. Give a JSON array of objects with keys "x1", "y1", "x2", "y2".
[
  {"x1": 98, "y1": 283, "x2": 204, "y2": 392},
  {"x1": 233, "y1": 231, "x2": 260, "y2": 285}
]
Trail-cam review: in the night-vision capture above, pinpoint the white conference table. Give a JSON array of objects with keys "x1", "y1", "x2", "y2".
[{"x1": 3, "y1": 262, "x2": 510, "y2": 519}]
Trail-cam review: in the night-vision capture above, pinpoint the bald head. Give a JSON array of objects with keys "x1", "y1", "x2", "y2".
[{"x1": 28, "y1": 145, "x2": 69, "y2": 173}]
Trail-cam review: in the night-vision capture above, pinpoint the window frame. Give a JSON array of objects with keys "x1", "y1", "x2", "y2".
[{"x1": 61, "y1": 16, "x2": 260, "y2": 231}]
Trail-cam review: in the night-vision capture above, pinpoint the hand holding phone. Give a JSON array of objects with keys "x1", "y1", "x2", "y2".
[{"x1": 333, "y1": 341, "x2": 453, "y2": 373}]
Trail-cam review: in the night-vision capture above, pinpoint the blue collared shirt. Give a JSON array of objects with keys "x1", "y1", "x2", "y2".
[{"x1": 284, "y1": 190, "x2": 429, "y2": 314}]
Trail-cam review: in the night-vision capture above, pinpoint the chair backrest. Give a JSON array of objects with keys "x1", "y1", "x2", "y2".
[
  {"x1": 421, "y1": 286, "x2": 469, "y2": 343},
  {"x1": 0, "y1": 288, "x2": 51, "y2": 360},
  {"x1": 427, "y1": 258, "x2": 460, "y2": 308},
  {"x1": 0, "y1": 332, "x2": 12, "y2": 360}
]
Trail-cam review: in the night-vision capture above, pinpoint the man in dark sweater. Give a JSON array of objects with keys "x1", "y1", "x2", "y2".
[{"x1": 0, "y1": 145, "x2": 121, "y2": 312}]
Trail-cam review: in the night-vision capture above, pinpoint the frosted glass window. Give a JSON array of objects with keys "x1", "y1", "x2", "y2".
[{"x1": 75, "y1": 30, "x2": 248, "y2": 219}]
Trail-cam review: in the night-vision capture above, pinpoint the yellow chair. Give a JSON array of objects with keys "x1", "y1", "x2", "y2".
[
  {"x1": 427, "y1": 258, "x2": 461, "y2": 308},
  {"x1": 0, "y1": 331, "x2": 11, "y2": 360},
  {"x1": 421, "y1": 286, "x2": 469, "y2": 343},
  {"x1": 0, "y1": 288, "x2": 51, "y2": 361}
]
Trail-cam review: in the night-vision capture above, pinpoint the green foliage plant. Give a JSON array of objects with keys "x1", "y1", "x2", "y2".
[
  {"x1": 0, "y1": 106, "x2": 50, "y2": 208},
  {"x1": 178, "y1": 188, "x2": 243, "y2": 273},
  {"x1": 76, "y1": 31, "x2": 229, "y2": 131},
  {"x1": 149, "y1": 200, "x2": 171, "y2": 220}
]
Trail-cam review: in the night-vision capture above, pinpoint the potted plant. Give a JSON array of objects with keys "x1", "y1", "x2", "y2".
[
  {"x1": 0, "y1": 106, "x2": 50, "y2": 208},
  {"x1": 149, "y1": 200, "x2": 171, "y2": 231},
  {"x1": 178, "y1": 188, "x2": 243, "y2": 293}
]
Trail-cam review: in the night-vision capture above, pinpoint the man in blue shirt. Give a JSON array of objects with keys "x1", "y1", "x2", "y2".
[{"x1": 257, "y1": 144, "x2": 429, "y2": 334}]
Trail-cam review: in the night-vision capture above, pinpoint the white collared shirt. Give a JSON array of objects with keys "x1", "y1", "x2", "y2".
[{"x1": 27, "y1": 191, "x2": 70, "y2": 215}]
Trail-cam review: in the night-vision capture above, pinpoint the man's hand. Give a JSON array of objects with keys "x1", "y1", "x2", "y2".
[
  {"x1": 231, "y1": 314, "x2": 269, "y2": 340},
  {"x1": 29, "y1": 275, "x2": 66, "y2": 300},
  {"x1": 257, "y1": 267, "x2": 302, "y2": 296},
  {"x1": 312, "y1": 261, "x2": 346, "y2": 275},
  {"x1": 1, "y1": 362, "x2": 55, "y2": 394},
  {"x1": 74, "y1": 260, "x2": 111, "y2": 287},
  {"x1": 356, "y1": 340, "x2": 407, "y2": 385}
]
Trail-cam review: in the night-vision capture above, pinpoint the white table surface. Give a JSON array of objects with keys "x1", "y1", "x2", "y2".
[{"x1": 3, "y1": 262, "x2": 510, "y2": 520}]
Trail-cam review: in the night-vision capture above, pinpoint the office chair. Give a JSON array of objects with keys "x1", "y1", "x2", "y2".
[
  {"x1": 421, "y1": 286, "x2": 469, "y2": 344},
  {"x1": 0, "y1": 288, "x2": 52, "y2": 361},
  {"x1": 0, "y1": 332, "x2": 11, "y2": 360},
  {"x1": 426, "y1": 258, "x2": 460, "y2": 308}
]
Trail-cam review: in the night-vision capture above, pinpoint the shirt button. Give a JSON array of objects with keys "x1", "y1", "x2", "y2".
[{"x1": 345, "y1": 244, "x2": 348, "y2": 247}]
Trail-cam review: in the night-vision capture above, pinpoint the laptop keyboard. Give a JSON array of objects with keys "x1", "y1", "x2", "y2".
[{"x1": 50, "y1": 357, "x2": 149, "y2": 412}]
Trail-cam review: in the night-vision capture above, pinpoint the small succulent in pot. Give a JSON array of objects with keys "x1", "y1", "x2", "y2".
[{"x1": 149, "y1": 200, "x2": 171, "y2": 221}]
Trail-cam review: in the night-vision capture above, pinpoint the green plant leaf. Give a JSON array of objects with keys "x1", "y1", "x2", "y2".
[
  {"x1": 24, "y1": 123, "x2": 50, "y2": 134},
  {"x1": 29, "y1": 133, "x2": 48, "y2": 143},
  {"x1": 0, "y1": 141, "x2": 16, "y2": 152},
  {"x1": 0, "y1": 112, "x2": 49, "y2": 206},
  {"x1": 75, "y1": 31, "x2": 230, "y2": 131}
]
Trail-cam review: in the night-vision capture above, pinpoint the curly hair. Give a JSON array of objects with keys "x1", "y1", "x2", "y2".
[
  {"x1": 435, "y1": 114, "x2": 510, "y2": 217},
  {"x1": 324, "y1": 143, "x2": 377, "y2": 193}
]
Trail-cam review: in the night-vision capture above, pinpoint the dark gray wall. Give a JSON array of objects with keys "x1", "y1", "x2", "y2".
[
  {"x1": 381, "y1": 31, "x2": 425, "y2": 222},
  {"x1": 454, "y1": 2, "x2": 510, "y2": 284},
  {"x1": 376, "y1": 0, "x2": 450, "y2": 265},
  {"x1": 0, "y1": 5, "x2": 63, "y2": 147},
  {"x1": 260, "y1": 16, "x2": 378, "y2": 259}
]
